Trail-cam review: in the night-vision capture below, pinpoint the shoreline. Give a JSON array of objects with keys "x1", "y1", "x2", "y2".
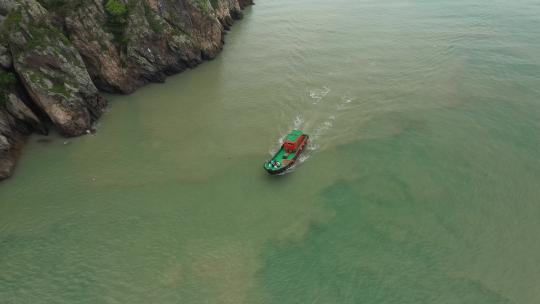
[{"x1": 0, "y1": 0, "x2": 254, "y2": 181}]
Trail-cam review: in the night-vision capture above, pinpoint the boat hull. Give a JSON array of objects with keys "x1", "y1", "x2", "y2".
[{"x1": 264, "y1": 135, "x2": 309, "y2": 175}]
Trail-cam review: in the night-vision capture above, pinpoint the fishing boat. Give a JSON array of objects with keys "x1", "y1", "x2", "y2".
[{"x1": 264, "y1": 130, "x2": 309, "y2": 175}]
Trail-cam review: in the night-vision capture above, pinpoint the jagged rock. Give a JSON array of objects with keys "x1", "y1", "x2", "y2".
[
  {"x1": 0, "y1": 0, "x2": 18, "y2": 16},
  {"x1": 6, "y1": 0, "x2": 106, "y2": 136},
  {"x1": 5, "y1": 93, "x2": 47, "y2": 135},
  {"x1": 65, "y1": 0, "x2": 249, "y2": 93},
  {"x1": 0, "y1": 45, "x2": 12, "y2": 69},
  {"x1": 0, "y1": 113, "x2": 11, "y2": 151},
  {"x1": 0, "y1": 109, "x2": 22, "y2": 180},
  {"x1": 64, "y1": 0, "x2": 136, "y2": 93},
  {"x1": 238, "y1": 0, "x2": 254, "y2": 8},
  {"x1": 214, "y1": 0, "x2": 244, "y2": 28}
]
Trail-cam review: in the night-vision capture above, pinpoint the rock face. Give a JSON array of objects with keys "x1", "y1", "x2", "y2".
[
  {"x1": 0, "y1": 107, "x2": 23, "y2": 180},
  {"x1": 6, "y1": 0, "x2": 106, "y2": 136},
  {"x1": 5, "y1": 93, "x2": 48, "y2": 135},
  {"x1": 0, "y1": 0, "x2": 253, "y2": 180},
  {"x1": 63, "y1": 0, "x2": 251, "y2": 93}
]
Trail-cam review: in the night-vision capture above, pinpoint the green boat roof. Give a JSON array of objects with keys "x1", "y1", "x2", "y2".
[{"x1": 285, "y1": 130, "x2": 303, "y2": 142}]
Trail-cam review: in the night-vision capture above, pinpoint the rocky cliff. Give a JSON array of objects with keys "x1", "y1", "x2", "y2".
[{"x1": 0, "y1": 0, "x2": 253, "y2": 180}]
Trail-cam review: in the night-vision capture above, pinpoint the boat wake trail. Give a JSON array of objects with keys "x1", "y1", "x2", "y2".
[
  {"x1": 271, "y1": 87, "x2": 358, "y2": 174},
  {"x1": 309, "y1": 86, "x2": 330, "y2": 104},
  {"x1": 304, "y1": 92, "x2": 357, "y2": 150}
]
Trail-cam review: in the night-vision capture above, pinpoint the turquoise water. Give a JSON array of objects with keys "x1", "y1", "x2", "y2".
[{"x1": 2, "y1": 0, "x2": 540, "y2": 302}]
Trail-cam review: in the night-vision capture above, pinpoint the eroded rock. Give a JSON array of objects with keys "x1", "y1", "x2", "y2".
[
  {"x1": 0, "y1": 109, "x2": 23, "y2": 180},
  {"x1": 5, "y1": 93, "x2": 47, "y2": 135},
  {"x1": 0, "y1": 45, "x2": 12, "y2": 69},
  {"x1": 65, "y1": 0, "x2": 250, "y2": 93},
  {"x1": 6, "y1": 0, "x2": 106, "y2": 136}
]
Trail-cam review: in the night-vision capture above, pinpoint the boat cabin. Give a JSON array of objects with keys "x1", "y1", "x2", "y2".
[{"x1": 283, "y1": 130, "x2": 304, "y2": 153}]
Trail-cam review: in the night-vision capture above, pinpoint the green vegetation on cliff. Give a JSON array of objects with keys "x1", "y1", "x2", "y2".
[
  {"x1": 38, "y1": 0, "x2": 134, "y2": 50},
  {"x1": 104, "y1": 0, "x2": 129, "y2": 47},
  {"x1": 191, "y1": 0, "x2": 215, "y2": 15},
  {"x1": 2, "y1": 4, "x2": 70, "y2": 51},
  {"x1": 143, "y1": 2, "x2": 164, "y2": 34},
  {"x1": 1, "y1": 8, "x2": 22, "y2": 37},
  {"x1": 105, "y1": 0, "x2": 128, "y2": 16}
]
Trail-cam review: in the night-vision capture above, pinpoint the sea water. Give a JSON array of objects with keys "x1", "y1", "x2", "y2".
[{"x1": 1, "y1": 0, "x2": 540, "y2": 302}]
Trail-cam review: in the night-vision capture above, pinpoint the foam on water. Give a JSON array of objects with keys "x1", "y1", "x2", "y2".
[{"x1": 309, "y1": 86, "x2": 330, "y2": 104}]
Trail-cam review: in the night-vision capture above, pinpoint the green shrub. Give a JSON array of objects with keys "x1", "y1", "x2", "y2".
[
  {"x1": 104, "y1": 0, "x2": 129, "y2": 47},
  {"x1": 192, "y1": 0, "x2": 213, "y2": 15},
  {"x1": 105, "y1": 0, "x2": 128, "y2": 16}
]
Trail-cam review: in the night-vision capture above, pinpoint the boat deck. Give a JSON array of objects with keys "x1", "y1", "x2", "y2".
[
  {"x1": 272, "y1": 147, "x2": 296, "y2": 165},
  {"x1": 265, "y1": 133, "x2": 309, "y2": 174}
]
